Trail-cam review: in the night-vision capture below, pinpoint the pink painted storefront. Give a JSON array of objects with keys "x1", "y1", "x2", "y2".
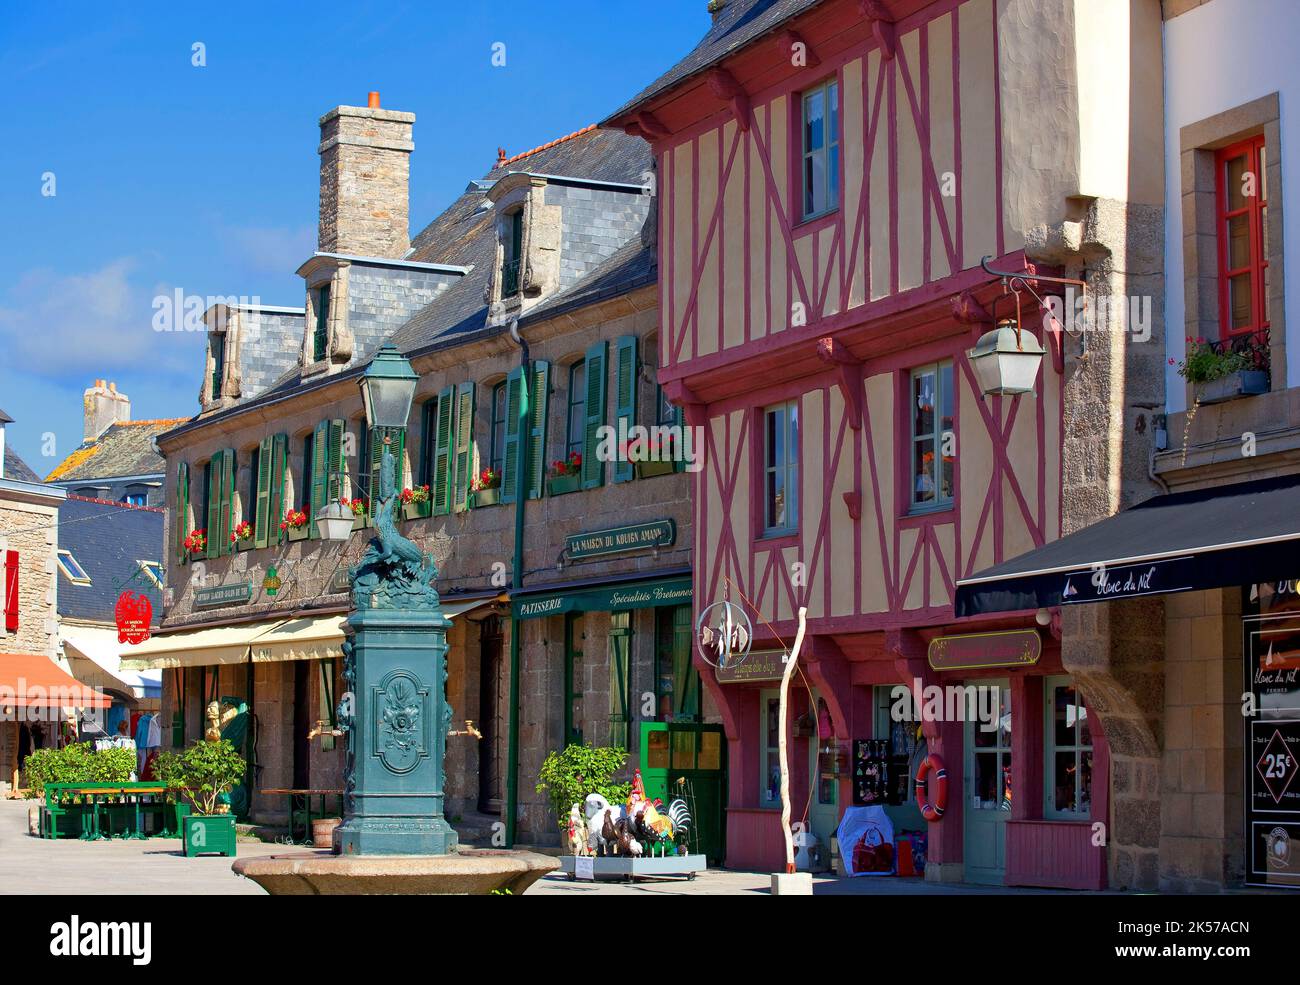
[{"x1": 603, "y1": 0, "x2": 1160, "y2": 888}]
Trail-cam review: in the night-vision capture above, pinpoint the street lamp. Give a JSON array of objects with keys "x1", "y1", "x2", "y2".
[
  {"x1": 358, "y1": 344, "x2": 419, "y2": 431},
  {"x1": 315, "y1": 500, "x2": 355, "y2": 543},
  {"x1": 967, "y1": 319, "x2": 1045, "y2": 397}
]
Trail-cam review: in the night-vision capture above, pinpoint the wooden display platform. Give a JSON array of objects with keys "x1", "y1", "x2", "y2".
[{"x1": 558, "y1": 853, "x2": 707, "y2": 882}]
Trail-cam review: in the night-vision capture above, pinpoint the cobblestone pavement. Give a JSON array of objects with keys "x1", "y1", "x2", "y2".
[{"x1": 1, "y1": 798, "x2": 1071, "y2": 895}]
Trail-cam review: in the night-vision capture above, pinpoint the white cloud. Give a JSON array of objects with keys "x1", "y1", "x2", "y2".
[
  {"x1": 217, "y1": 224, "x2": 315, "y2": 278},
  {"x1": 0, "y1": 258, "x2": 201, "y2": 380}
]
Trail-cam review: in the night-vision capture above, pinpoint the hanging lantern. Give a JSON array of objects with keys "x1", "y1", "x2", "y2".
[
  {"x1": 968, "y1": 318, "x2": 1046, "y2": 397},
  {"x1": 316, "y1": 500, "x2": 355, "y2": 543}
]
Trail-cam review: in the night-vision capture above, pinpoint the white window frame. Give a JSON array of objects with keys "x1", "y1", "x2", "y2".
[
  {"x1": 908, "y1": 362, "x2": 954, "y2": 511},
  {"x1": 57, "y1": 549, "x2": 91, "y2": 586},
  {"x1": 762, "y1": 400, "x2": 799, "y2": 535},
  {"x1": 800, "y1": 78, "x2": 840, "y2": 221},
  {"x1": 1044, "y1": 675, "x2": 1094, "y2": 820}
]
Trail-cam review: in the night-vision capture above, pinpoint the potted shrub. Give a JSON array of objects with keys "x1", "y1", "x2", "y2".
[
  {"x1": 469, "y1": 467, "x2": 501, "y2": 507},
  {"x1": 546, "y1": 451, "x2": 583, "y2": 495},
  {"x1": 280, "y1": 506, "x2": 310, "y2": 542},
  {"x1": 150, "y1": 750, "x2": 190, "y2": 837},
  {"x1": 399, "y1": 484, "x2": 431, "y2": 520},
  {"x1": 1176, "y1": 334, "x2": 1269, "y2": 405},
  {"x1": 341, "y1": 497, "x2": 369, "y2": 530},
  {"x1": 182, "y1": 528, "x2": 207, "y2": 557},
  {"x1": 535, "y1": 743, "x2": 632, "y2": 833},
  {"x1": 232, "y1": 520, "x2": 254, "y2": 551},
  {"x1": 164, "y1": 739, "x2": 246, "y2": 857}
]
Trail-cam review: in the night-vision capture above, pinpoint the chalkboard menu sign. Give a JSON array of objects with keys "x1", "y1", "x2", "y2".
[{"x1": 1244, "y1": 597, "x2": 1300, "y2": 888}]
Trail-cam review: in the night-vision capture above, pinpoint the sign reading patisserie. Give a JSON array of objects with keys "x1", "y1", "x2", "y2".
[{"x1": 927, "y1": 629, "x2": 1041, "y2": 671}]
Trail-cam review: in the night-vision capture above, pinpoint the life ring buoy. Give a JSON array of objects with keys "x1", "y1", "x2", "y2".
[{"x1": 915, "y1": 753, "x2": 948, "y2": 822}]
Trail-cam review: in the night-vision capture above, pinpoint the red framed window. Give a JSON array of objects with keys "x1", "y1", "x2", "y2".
[
  {"x1": 3, "y1": 550, "x2": 17, "y2": 633},
  {"x1": 1215, "y1": 135, "x2": 1269, "y2": 338}
]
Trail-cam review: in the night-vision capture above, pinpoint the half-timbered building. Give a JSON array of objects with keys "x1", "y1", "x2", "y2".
[{"x1": 606, "y1": 0, "x2": 1166, "y2": 887}]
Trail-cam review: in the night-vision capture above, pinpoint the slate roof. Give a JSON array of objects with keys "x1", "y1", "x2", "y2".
[
  {"x1": 45, "y1": 419, "x2": 185, "y2": 483},
  {"x1": 4, "y1": 444, "x2": 41, "y2": 483},
  {"x1": 161, "y1": 126, "x2": 655, "y2": 439},
  {"x1": 602, "y1": 0, "x2": 821, "y2": 122},
  {"x1": 56, "y1": 495, "x2": 164, "y2": 624}
]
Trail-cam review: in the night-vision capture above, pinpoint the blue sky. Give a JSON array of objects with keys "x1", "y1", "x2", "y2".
[{"x1": 0, "y1": 1, "x2": 705, "y2": 473}]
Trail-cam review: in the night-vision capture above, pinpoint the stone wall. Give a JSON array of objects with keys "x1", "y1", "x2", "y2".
[{"x1": 0, "y1": 492, "x2": 60, "y2": 658}]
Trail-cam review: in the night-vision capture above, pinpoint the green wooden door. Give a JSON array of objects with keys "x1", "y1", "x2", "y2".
[
  {"x1": 637, "y1": 721, "x2": 727, "y2": 865},
  {"x1": 963, "y1": 680, "x2": 1011, "y2": 885}
]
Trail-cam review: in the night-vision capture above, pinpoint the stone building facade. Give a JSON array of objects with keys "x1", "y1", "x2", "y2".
[{"x1": 128, "y1": 96, "x2": 709, "y2": 845}]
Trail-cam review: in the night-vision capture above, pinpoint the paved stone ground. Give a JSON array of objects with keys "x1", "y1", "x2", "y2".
[{"x1": 0, "y1": 798, "x2": 1069, "y2": 895}]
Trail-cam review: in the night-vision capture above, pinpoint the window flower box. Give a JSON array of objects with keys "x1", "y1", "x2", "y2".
[
  {"x1": 547, "y1": 453, "x2": 582, "y2": 495},
  {"x1": 232, "y1": 520, "x2": 254, "y2": 550},
  {"x1": 470, "y1": 487, "x2": 501, "y2": 508},
  {"x1": 280, "y1": 508, "x2": 310, "y2": 542},
  {"x1": 548, "y1": 473, "x2": 581, "y2": 496},
  {"x1": 634, "y1": 458, "x2": 676, "y2": 479},
  {"x1": 402, "y1": 501, "x2": 431, "y2": 521},
  {"x1": 399, "y1": 485, "x2": 431, "y2": 520},
  {"x1": 1195, "y1": 369, "x2": 1269, "y2": 405},
  {"x1": 1177, "y1": 334, "x2": 1270, "y2": 405}
]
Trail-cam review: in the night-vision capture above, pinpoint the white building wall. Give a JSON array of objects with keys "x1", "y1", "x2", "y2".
[{"x1": 1163, "y1": 0, "x2": 1300, "y2": 412}]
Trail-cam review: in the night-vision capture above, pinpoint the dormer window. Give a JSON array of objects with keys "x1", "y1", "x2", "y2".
[
  {"x1": 312, "y1": 283, "x2": 331, "y2": 362},
  {"x1": 502, "y1": 210, "x2": 523, "y2": 296}
]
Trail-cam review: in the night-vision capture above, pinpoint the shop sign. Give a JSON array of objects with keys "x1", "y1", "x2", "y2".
[
  {"x1": 194, "y1": 581, "x2": 252, "y2": 609},
  {"x1": 514, "y1": 577, "x2": 690, "y2": 620},
  {"x1": 1245, "y1": 608, "x2": 1300, "y2": 888},
  {"x1": 927, "y1": 629, "x2": 1041, "y2": 671},
  {"x1": 114, "y1": 591, "x2": 153, "y2": 645},
  {"x1": 1059, "y1": 557, "x2": 1191, "y2": 604},
  {"x1": 566, "y1": 520, "x2": 676, "y2": 560},
  {"x1": 715, "y1": 649, "x2": 788, "y2": 684}
]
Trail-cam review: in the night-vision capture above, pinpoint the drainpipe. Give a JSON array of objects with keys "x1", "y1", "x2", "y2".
[{"x1": 505, "y1": 318, "x2": 529, "y2": 846}]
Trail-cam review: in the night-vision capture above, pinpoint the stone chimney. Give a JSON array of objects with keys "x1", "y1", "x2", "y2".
[
  {"x1": 317, "y1": 92, "x2": 415, "y2": 258},
  {"x1": 83, "y1": 379, "x2": 130, "y2": 441}
]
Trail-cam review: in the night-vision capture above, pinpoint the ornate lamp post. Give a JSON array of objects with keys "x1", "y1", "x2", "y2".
[{"x1": 333, "y1": 345, "x2": 458, "y2": 856}]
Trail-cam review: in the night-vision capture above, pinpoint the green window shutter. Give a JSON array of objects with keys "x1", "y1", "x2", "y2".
[
  {"x1": 526, "y1": 361, "x2": 550, "y2": 500},
  {"x1": 453, "y1": 381, "x2": 476, "y2": 513},
  {"x1": 268, "y1": 434, "x2": 288, "y2": 544},
  {"x1": 204, "y1": 459, "x2": 221, "y2": 559},
  {"x1": 432, "y1": 387, "x2": 454, "y2": 516},
  {"x1": 613, "y1": 336, "x2": 639, "y2": 483},
  {"x1": 501, "y1": 369, "x2": 523, "y2": 505},
  {"x1": 608, "y1": 611, "x2": 632, "y2": 750},
  {"x1": 327, "y1": 419, "x2": 346, "y2": 502},
  {"x1": 581, "y1": 343, "x2": 607, "y2": 489},
  {"x1": 309, "y1": 419, "x2": 329, "y2": 537},
  {"x1": 219, "y1": 449, "x2": 235, "y2": 556},
  {"x1": 175, "y1": 462, "x2": 189, "y2": 565},
  {"x1": 254, "y1": 436, "x2": 272, "y2": 548},
  {"x1": 672, "y1": 605, "x2": 699, "y2": 719}
]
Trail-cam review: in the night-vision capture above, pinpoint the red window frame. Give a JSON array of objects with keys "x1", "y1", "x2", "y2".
[
  {"x1": 1214, "y1": 135, "x2": 1269, "y2": 339},
  {"x1": 3, "y1": 550, "x2": 17, "y2": 632}
]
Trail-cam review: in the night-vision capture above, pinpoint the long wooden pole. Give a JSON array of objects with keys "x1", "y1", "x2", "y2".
[{"x1": 778, "y1": 607, "x2": 809, "y2": 874}]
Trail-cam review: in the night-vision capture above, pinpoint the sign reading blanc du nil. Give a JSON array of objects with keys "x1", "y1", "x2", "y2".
[
  {"x1": 194, "y1": 581, "x2": 253, "y2": 609},
  {"x1": 566, "y1": 520, "x2": 676, "y2": 560}
]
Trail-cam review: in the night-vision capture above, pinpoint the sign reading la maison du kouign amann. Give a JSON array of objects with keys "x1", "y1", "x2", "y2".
[{"x1": 565, "y1": 520, "x2": 676, "y2": 560}]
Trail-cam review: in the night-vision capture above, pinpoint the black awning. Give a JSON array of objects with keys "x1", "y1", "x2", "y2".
[{"x1": 954, "y1": 473, "x2": 1300, "y2": 616}]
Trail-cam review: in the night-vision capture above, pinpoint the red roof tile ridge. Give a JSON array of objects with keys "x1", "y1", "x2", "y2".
[{"x1": 500, "y1": 124, "x2": 597, "y2": 167}]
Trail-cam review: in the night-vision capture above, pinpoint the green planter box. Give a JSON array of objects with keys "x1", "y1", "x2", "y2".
[
  {"x1": 167, "y1": 802, "x2": 191, "y2": 837},
  {"x1": 547, "y1": 473, "x2": 581, "y2": 496},
  {"x1": 470, "y1": 487, "x2": 501, "y2": 508},
  {"x1": 352, "y1": 514, "x2": 368, "y2": 531},
  {"x1": 235, "y1": 537, "x2": 255, "y2": 552},
  {"x1": 183, "y1": 814, "x2": 237, "y2": 857},
  {"x1": 286, "y1": 525, "x2": 309, "y2": 542},
  {"x1": 634, "y1": 458, "x2": 677, "y2": 479},
  {"x1": 402, "y1": 501, "x2": 431, "y2": 521}
]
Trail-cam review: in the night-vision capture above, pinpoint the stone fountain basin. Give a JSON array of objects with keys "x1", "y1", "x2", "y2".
[{"x1": 233, "y1": 848, "x2": 558, "y2": 895}]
